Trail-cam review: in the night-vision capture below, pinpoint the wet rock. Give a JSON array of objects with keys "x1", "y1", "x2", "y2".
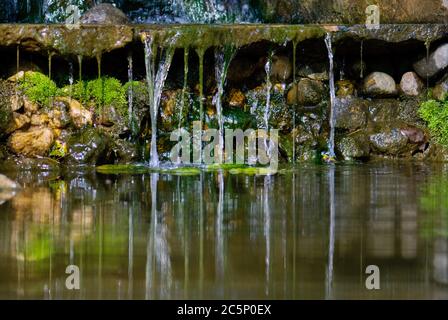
[
  {"x1": 47, "y1": 103, "x2": 71, "y2": 129},
  {"x1": 65, "y1": 128, "x2": 111, "y2": 166},
  {"x1": 270, "y1": 55, "x2": 292, "y2": 82},
  {"x1": 80, "y1": 3, "x2": 130, "y2": 25},
  {"x1": 297, "y1": 63, "x2": 329, "y2": 81},
  {"x1": 23, "y1": 97, "x2": 39, "y2": 114},
  {"x1": 160, "y1": 89, "x2": 188, "y2": 132},
  {"x1": 369, "y1": 127, "x2": 419, "y2": 156},
  {"x1": 247, "y1": 84, "x2": 292, "y2": 132},
  {"x1": 414, "y1": 43, "x2": 448, "y2": 78},
  {"x1": 227, "y1": 56, "x2": 265, "y2": 85},
  {"x1": 55, "y1": 97, "x2": 92, "y2": 128},
  {"x1": 287, "y1": 78, "x2": 325, "y2": 106},
  {"x1": 334, "y1": 97, "x2": 368, "y2": 130},
  {"x1": 98, "y1": 105, "x2": 122, "y2": 127},
  {"x1": 223, "y1": 108, "x2": 257, "y2": 130},
  {"x1": 397, "y1": 97, "x2": 423, "y2": 124},
  {"x1": 6, "y1": 112, "x2": 30, "y2": 133},
  {"x1": 0, "y1": 80, "x2": 15, "y2": 135},
  {"x1": 8, "y1": 127, "x2": 54, "y2": 157},
  {"x1": 433, "y1": 75, "x2": 448, "y2": 100},
  {"x1": 400, "y1": 72, "x2": 424, "y2": 96},
  {"x1": 7, "y1": 71, "x2": 24, "y2": 82},
  {"x1": 400, "y1": 126, "x2": 427, "y2": 145},
  {"x1": 30, "y1": 113, "x2": 50, "y2": 127},
  {"x1": 227, "y1": 89, "x2": 246, "y2": 108},
  {"x1": 363, "y1": 72, "x2": 397, "y2": 97},
  {"x1": 337, "y1": 132, "x2": 370, "y2": 160},
  {"x1": 367, "y1": 99, "x2": 399, "y2": 124},
  {"x1": 10, "y1": 95, "x2": 23, "y2": 112},
  {"x1": 111, "y1": 140, "x2": 139, "y2": 163},
  {"x1": 336, "y1": 80, "x2": 356, "y2": 97}
]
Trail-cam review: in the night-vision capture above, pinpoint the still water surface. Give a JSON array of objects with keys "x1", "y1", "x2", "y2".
[{"x1": 1, "y1": 162, "x2": 448, "y2": 299}]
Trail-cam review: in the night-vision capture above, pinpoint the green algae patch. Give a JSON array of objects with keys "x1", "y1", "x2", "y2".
[
  {"x1": 229, "y1": 167, "x2": 277, "y2": 176},
  {"x1": 96, "y1": 164, "x2": 201, "y2": 175},
  {"x1": 96, "y1": 164, "x2": 152, "y2": 174},
  {"x1": 160, "y1": 167, "x2": 201, "y2": 176},
  {"x1": 204, "y1": 163, "x2": 248, "y2": 171}
]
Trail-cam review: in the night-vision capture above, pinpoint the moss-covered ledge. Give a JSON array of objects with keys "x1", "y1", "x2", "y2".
[{"x1": 1, "y1": 24, "x2": 448, "y2": 57}]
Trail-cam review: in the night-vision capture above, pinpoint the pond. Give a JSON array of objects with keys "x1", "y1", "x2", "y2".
[{"x1": 1, "y1": 162, "x2": 448, "y2": 299}]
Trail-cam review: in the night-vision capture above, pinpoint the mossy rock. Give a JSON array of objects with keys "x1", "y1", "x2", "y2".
[{"x1": 96, "y1": 164, "x2": 201, "y2": 176}]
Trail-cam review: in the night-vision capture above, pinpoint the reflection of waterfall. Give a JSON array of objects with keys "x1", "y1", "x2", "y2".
[
  {"x1": 264, "y1": 176, "x2": 271, "y2": 296},
  {"x1": 325, "y1": 33, "x2": 337, "y2": 159},
  {"x1": 145, "y1": 173, "x2": 172, "y2": 299},
  {"x1": 215, "y1": 172, "x2": 225, "y2": 282},
  {"x1": 144, "y1": 35, "x2": 177, "y2": 167},
  {"x1": 325, "y1": 165, "x2": 336, "y2": 299}
]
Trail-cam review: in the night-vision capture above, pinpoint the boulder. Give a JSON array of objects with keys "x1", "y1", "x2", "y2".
[
  {"x1": 363, "y1": 72, "x2": 397, "y2": 97},
  {"x1": 65, "y1": 128, "x2": 111, "y2": 165},
  {"x1": 80, "y1": 3, "x2": 130, "y2": 25},
  {"x1": 8, "y1": 127, "x2": 54, "y2": 157},
  {"x1": 227, "y1": 89, "x2": 246, "y2": 108},
  {"x1": 6, "y1": 112, "x2": 30, "y2": 133},
  {"x1": 369, "y1": 126, "x2": 425, "y2": 156},
  {"x1": 400, "y1": 72, "x2": 424, "y2": 96},
  {"x1": 287, "y1": 78, "x2": 325, "y2": 106},
  {"x1": 270, "y1": 55, "x2": 292, "y2": 82},
  {"x1": 414, "y1": 43, "x2": 448, "y2": 78},
  {"x1": 55, "y1": 97, "x2": 92, "y2": 128},
  {"x1": 336, "y1": 80, "x2": 356, "y2": 97},
  {"x1": 337, "y1": 133, "x2": 370, "y2": 160},
  {"x1": 334, "y1": 97, "x2": 368, "y2": 130},
  {"x1": 433, "y1": 75, "x2": 448, "y2": 100}
]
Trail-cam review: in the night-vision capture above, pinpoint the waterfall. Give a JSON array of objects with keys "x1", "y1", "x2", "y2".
[
  {"x1": 144, "y1": 34, "x2": 177, "y2": 167},
  {"x1": 325, "y1": 33, "x2": 336, "y2": 161},
  {"x1": 213, "y1": 45, "x2": 237, "y2": 163},
  {"x1": 263, "y1": 51, "x2": 273, "y2": 156}
]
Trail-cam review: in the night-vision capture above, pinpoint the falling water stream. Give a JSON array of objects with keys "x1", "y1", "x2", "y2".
[
  {"x1": 263, "y1": 51, "x2": 273, "y2": 156},
  {"x1": 325, "y1": 33, "x2": 337, "y2": 159},
  {"x1": 214, "y1": 45, "x2": 236, "y2": 163},
  {"x1": 127, "y1": 52, "x2": 134, "y2": 128},
  {"x1": 144, "y1": 35, "x2": 177, "y2": 167}
]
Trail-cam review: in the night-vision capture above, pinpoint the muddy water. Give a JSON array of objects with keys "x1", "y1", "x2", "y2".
[{"x1": 0, "y1": 163, "x2": 448, "y2": 299}]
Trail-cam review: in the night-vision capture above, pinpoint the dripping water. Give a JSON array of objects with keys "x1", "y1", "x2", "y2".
[
  {"x1": 144, "y1": 34, "x2": 177, "y2": 167},
  {"x1": 77, "y1": 55, "x2": 83, "y2": 82},
  {"x1": 360, "y1": 40, "x2": 364, "y2": 79},
  {"x1": 127, "y1": 51, "x2": 134, "y2": 132},
  {"x1": 213, "y1": 45, "x2": 236, "y2": 163},
  {"x1": 196, "y1": 48, "x2": 205, "y2": 164},
  {"x1": 68, "y1": 61, "x2": 74, "y2": 99},
  {"x1": 425, "y1": 39, "x2": 431, "y2": 96},
  {"x1": 325, "y1": 33, "x2": 337, "y2": 160},
  {"x1": 48, "y1": 52, "x2": 53, "y2": 80},
  {"x1": 292, "y1": 41, "x2": 298, "y2": 164}
]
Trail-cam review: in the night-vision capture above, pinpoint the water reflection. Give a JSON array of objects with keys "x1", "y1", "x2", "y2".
[{"x1": 1, "y1": 163, "x2": 448, "y2": 299}]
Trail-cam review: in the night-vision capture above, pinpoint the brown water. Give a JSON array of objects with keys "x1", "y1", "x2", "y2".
[{"x1": 1, "y1": 162, "x2": 448, "y2": 300}]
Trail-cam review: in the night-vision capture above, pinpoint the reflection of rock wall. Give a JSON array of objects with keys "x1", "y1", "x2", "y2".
[{"x1": 258, "y1": 0, "x2": 448, "y2": 24}]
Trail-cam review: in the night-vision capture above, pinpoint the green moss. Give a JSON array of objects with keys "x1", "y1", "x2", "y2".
[
  {"x1": 60, "y1": 77, "x2": 130, "y2": 118},
  {"x1": 18, "y1": 71, "x2": 58, "y2": 107},
  {"x1": 418, "y1": 98, "x2": 448, "y2": 147}
]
